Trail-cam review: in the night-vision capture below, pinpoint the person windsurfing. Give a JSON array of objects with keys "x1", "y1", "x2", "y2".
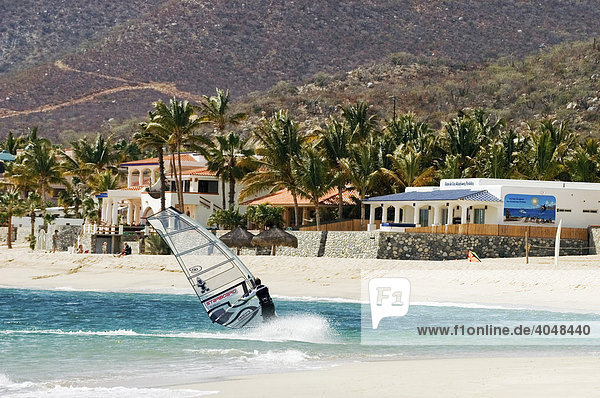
[{"x1": 253, "y1": 278, "x2": 277, "y2": 321}]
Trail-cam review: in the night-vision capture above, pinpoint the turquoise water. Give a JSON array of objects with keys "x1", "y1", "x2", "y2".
[{"x1": 1, "y1": 288, "x2": 599, "y2": 397}]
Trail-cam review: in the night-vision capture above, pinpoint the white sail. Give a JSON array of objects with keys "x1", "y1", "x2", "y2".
[{"x1": 147, "y1": 207, "x2": 262, "y2": 328}]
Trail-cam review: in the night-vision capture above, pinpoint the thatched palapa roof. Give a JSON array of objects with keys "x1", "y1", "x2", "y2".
[
  {"x1": 220, "y1": 226, "x2": 255, "y2": 248},
  {"x1": 251, "y1": 227, "x2": 298, "y2": 248}
]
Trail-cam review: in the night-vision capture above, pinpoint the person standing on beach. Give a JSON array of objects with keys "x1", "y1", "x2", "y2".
[
  {"x1": 253, "y1": 278, "x2": 276, "y2": 321},
  {"x1": 51, "y1": 230, "x2": 59, "y2": 253}
]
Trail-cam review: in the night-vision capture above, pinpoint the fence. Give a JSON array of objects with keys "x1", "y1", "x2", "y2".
[
  {"x1": 299, "y1": 219, "x2": 381, "y2": 231},
  {"x1": 404, "y1": 224, "x2": 588, "y2": 240},
  {"x1": 82, "y1": 223, "x2": 147, "y2": 235}
]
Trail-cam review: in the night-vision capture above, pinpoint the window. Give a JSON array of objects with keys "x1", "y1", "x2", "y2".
[
  {"x1": 419, "y1": 208, "x2": 429, "y2": 227},
  {"x1": 198, "y1": 180, "x2": 218, "y2": 194},
  {"x1": 473, "y1": 208, "x2": 485, "y2": 224},
  {"x1": 184, "y1": 180, "x2": 191, "y2": 192},
  {"x1": 441, "y1": 208, "x2": 448, "y2": 225}
]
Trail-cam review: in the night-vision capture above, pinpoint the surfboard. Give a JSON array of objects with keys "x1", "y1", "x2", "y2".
[{"x1": 147, "y1": 207, "x2": 263, "y2": 328}]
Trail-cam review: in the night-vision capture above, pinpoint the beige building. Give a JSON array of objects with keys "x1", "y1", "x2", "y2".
[{"x1": 100, "y1": 153, "x2": 229, "y2": 226}]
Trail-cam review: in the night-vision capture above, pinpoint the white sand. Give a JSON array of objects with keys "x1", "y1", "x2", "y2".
[
  {"x1": 2, "y1": 245, "x2": 600, "y2": 397},
  {"x1": 2, "y1": 246, "x2": 600, "y2": 313},
  {"x1": 178, "y1": 357, "x2": 600, "y2": 398}
]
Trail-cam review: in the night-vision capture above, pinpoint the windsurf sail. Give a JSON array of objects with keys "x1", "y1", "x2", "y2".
[{"x1": 147, "y1": 207, "x2": 262, "y2": 328}]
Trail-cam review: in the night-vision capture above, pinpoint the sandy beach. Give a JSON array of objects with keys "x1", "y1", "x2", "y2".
[
  {"x1": 179, "y1": 356, "x2": 600, "y2": 398},
  {"x1": 2, "y1": 245, "x2": 600, "y2": 397},
  {"x1": 2, "y1": 246, "x2": 600, "y2": 313}
]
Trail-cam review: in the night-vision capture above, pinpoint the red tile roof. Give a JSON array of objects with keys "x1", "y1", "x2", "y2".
[
  {"x1": 184, "y1": 167, "x2": 218, "y2": 177},
  {"x1": 121, "y1": 154, "x2": 198, "y2": 166},
  {"x1": 242, "y1": 187, "x2": 359, "y2": 207},
  {"x1": 118, "y1": 185, "x2": 150, "y2": 191}
]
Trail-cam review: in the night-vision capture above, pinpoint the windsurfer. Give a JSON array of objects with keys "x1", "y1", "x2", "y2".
[{"x1": 253, "y1": 278, "x2": 276, "y2": 321}]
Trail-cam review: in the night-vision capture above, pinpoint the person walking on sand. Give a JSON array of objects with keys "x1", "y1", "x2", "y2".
[
  {"x1": 253, "y1": 278, "x2": 276, "y2": 321},
  {"x1": 51, "y1": 230, "x2": 59, "y2": 253}
]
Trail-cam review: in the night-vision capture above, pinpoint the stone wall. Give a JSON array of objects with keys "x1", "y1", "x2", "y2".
[
  {"x1": 0, "y1": 227, "x2": 17, "y2": 244},
  {"x1": 89, "y1": 234, "x2": 144, "y2": 254},
  {"x1": 322, "y1": 231, "x2": 379, "y2": 258},
  {"x1": 589, "y1": 226, "x2": 599, "y2": 255},
  {"x1": 48, "y1": 226, "x2": 83, "y2": 251},
  {"x1": 377, "y1": 232, "x2": 588, "y2": 260},
  {"x1": 214, "y1": 229, "x2": 590, "y2": 260}
]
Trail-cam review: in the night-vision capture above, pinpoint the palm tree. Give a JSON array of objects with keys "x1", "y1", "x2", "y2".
[
  {"x1": 437, "y1": 154, "x2": 468, "y2": 180},
  {"x1": 25, "y1": 192, "x2": 42, "y2": 249},
  {"x1": 384, "y1": 113, "x2": 441, "y2": 167},
  {"x1": 145, "y1": 98, "x2": 201, "y2": 211},
  {"x1": 341, "y1": 144, "x2": 382, "y2": 230},
  {"x1": 89, "y1": 170, "x2": 120, "y2": 194},
  {"x1": 520, "y1": 129, "x2": 566, "y2": 180},
  {"x1": 384, "y1": 113, "x2": 433, "y2": 147},
  {"x1": 206, "y1": 132, "x2": 255, "y2": 209},
  {"x1": 383, "y1": 144, "x2": 436, "y2": 189},
  {"x1": 17, "y1": 126, "x2": 50, "y2": 148},
  {"x1": 319, "y1": 117, "x2": 352, "y2": 219},
  {"x1": 12, "y1": 142, "x2": 65, "y2": 226},
  {"x1": 3, "y1": 131, "x2": 19, "y2": 155},
  {"x1": 241, "y1": 110, "x2": 306, "y2": 226},
  {"x1": 134, "y1": 116, "x2": 170, "y2": 211},
  {"x1": 441, "y1": 110, "x2": 483, "y2": 160},
  {"x1": 296, "y1": 146, "x2": 333, "y2": 231},
  {"x1": 199, "y1": 88, "x2": 247, "y2": 133},
  {"x1": 69, "y1": 134, "x2": 120, "y2": 174},
  {"x1": 566, "y1": 138, "x2": 600, "y2": 182},
  {"x1": 341, "y1": 101, "x2": 378, "y2": 144},
  {"x1": 114, "y1": 138, "x2": 143, "y2": 163},
  {"x1": 0, "y1": 189, "x2": 26, "y2": 249},
  {"x1": 538, "y1": 118, "x2": 576, "y2": 163}
]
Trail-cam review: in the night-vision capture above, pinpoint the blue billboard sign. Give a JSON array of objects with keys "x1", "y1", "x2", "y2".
[{"x1": 503, "y1": 194, "x2": 556, "y2": 224}]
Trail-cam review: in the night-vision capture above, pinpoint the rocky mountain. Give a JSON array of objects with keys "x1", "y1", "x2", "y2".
[{"x1": 1, "y1": 0, "x2": 599, "y2": 140}]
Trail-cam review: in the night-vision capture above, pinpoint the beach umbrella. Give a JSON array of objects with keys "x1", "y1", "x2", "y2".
[
  {"x1": 220, "y1": 227, "x2": 255, "y2": 254},
  {"x1": 251, "y1": 226, "x2": 298, "y2": 255}
]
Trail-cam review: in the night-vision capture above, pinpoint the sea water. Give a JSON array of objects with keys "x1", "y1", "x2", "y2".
[{"x1": 1, "y1": 288, "x2": 599, "y2": 397}]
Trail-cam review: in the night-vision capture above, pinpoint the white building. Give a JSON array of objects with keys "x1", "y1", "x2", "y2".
[
  {"x1": 365, "y1": 178, "x2": 600, "y2": 230},
  {"x1": 100, "y1": 153, "x2": 232, "y2": 226}
]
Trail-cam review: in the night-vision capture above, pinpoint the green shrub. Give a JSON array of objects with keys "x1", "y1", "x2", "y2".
[
  {"x1": 207, "y1": 207, "x2": 246, "y2": 230},
  {"x1": 245, "y1": 204, "x2": 284, "y2": 230},
  {"x1": 145, "y1": 233, "x2": 170, "y2": 255}
]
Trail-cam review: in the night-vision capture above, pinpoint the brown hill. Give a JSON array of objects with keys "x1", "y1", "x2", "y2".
[
  {"x1": 0, "y1": 0, "x2": 599, "y2": 140},
  {"x1": 236, "y1": 40, "x2": 600, "y2": 136}
]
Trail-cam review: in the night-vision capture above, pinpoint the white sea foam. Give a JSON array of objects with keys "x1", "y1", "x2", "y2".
[
  {"x1": 273, "y1": 294, "x2": 361, "y2": 304},
  {"x1": 0, "y1": 384, "x2": 217, "y2": 398},
  {"x1": 238, "y1": 314, "x2": 338, "y2": 344},
  {"x1": 182, "y1": 348, "x2": 316, "y2": 364},
  {"x1": 243, "y1": 349, "x2": 314, "y2": 364},
  {"x1": 0, "y1": 374, "x2": 216, "y2": 398},
  {"x1": 1, "y1": 314, "x2": 337, "y2": 344}
]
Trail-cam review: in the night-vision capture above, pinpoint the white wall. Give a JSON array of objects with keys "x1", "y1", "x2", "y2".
[{"x1": 441, "y1": 179, "x2": 600, "y2": 228}]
